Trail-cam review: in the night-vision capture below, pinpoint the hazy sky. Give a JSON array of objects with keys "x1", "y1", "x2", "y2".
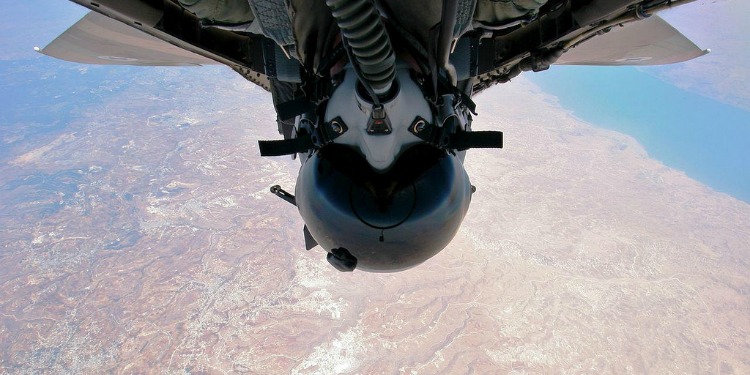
[{"x1": 656, "y1": 0, "x2": 750, "y2": 110}]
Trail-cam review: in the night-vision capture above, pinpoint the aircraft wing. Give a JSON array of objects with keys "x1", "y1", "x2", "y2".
[
  {"x1": 556, "y1": 15, "x2": 708, "y2": 66},
  {"x1": 41, "y1": 11, "x2": 217, "y2": 66},
  {"x1": 43, "y1": 0, "x2": 707, "y2": 95}
]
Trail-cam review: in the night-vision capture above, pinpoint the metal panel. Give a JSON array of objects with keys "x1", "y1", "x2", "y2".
[
  {"x1": 557, "y1": 15, "x2": 708, "y2": 66},
  {"x1": 41, "y1": 11, "x2": 218, "y2": 66}
]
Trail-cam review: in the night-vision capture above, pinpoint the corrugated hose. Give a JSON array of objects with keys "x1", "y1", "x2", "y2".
[{"x1": 325, "y1": 0, "x2": 396, "y2": 96}]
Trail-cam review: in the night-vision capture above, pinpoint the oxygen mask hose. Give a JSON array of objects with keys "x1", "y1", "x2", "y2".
[{"x1": 326, "y1": 0, "x2": 396, "y2": 97}]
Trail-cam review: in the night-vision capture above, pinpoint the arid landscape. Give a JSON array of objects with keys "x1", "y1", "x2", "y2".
[
  {"x1": 1, "y1": 58, "x2": 748, "y2": 373},
  {"x1": 2, "y1": 0, "x2": 750, "y2": 372}
]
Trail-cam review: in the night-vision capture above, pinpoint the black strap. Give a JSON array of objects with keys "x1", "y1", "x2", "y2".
[
  {"x1": 303, "y1": 225, "x2": 318, "y2": 250},
  {"x1": 437, "y1": 75, "x2": 477, "y2": 114},
  {"x1": 276, "y1": 98, "x2": 316, "y2": 121},
  {"x1": 449, "y1": 131, "x2": 503, "y2": 151},
  {"x1": 258, "y1": 135, "x2": 314, "y2": 156}
]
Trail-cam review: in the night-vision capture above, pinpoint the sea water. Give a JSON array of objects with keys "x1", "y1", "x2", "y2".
[{"x1": 530, "y1": 66, "x2": 750, "y2": 203}]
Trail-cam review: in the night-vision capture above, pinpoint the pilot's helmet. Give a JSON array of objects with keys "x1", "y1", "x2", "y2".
[{"x1": 294, "y1": 61, "x2": 474, "y2": 272}]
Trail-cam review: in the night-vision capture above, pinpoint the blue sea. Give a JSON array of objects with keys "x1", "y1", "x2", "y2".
[{"x1": 530, "y1": 66, "x2": 750, "y2": 203}]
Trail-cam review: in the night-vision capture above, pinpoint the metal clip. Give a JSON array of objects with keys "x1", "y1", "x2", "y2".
[{"x1": 366, "y1": 105, "x2": 392, "y2": 135}]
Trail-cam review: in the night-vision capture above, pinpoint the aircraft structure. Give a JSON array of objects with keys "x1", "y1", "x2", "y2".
[{"x1": 42, "y1": 0, "x2": 708, "y2": 272}]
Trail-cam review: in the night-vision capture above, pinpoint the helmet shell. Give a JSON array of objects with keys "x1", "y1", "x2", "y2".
[{"x1": 295, "y1": 144, "x2": 472, "y2": 272}]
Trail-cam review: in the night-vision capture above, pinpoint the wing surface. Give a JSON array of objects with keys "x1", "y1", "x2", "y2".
[
  {"x1": 557, "y1": 15, "x2": 708, "y2": 66},
  {"x1": 41, "y1": 11, "x2": 217, "y2": 66}
]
